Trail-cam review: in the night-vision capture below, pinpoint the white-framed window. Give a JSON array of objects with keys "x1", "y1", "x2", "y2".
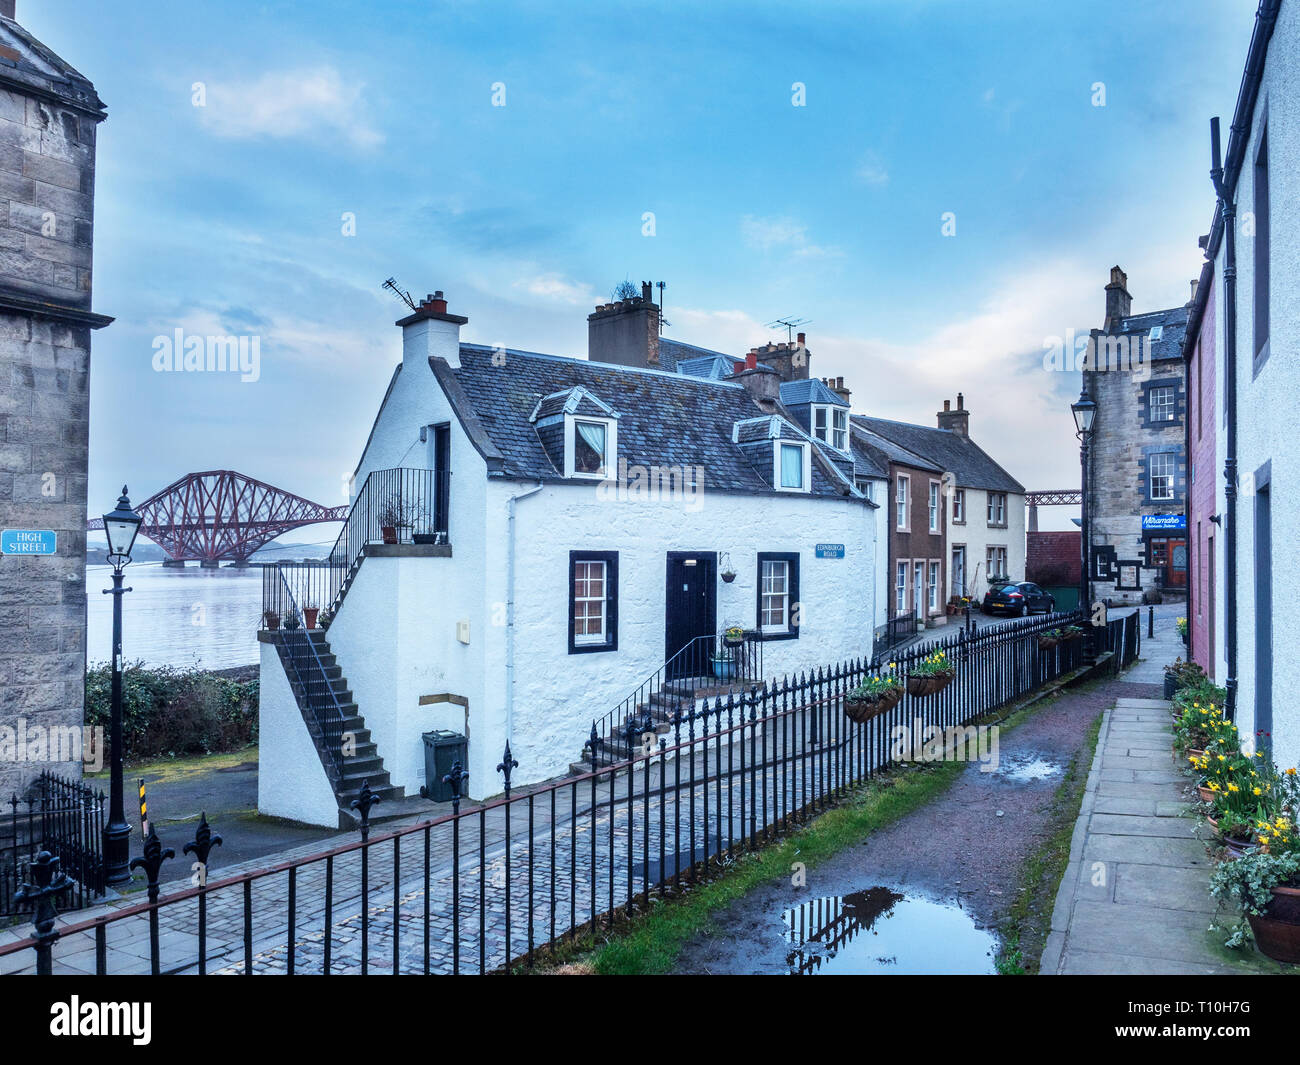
[
  {"x1": 1149, "y1": 386, "x2": 1176, "y2": 423},
  {"x1": 896, "y1": 475, "x2": 909, "y2": 530},
  {"x1": 986, "y1": 545, "x2": 1007, "y2": 581},
  {"x1": 929, "y1": 481, "x2": 941, "y2": 532},
  {"x1": 895, "y1": 561, "x2": 907, "y2": 613},
  {"x1": 758, "y1": 553, "x2": 799, "y2": 637},
  {"x1": 811, "y1": 405, "x2": 849, "y2": 451},
  {"x1": 565, "y1": 415, "x2": 617, "y2": 479},
  {"x1": 928, "y1": 561, "x2": 940, "y2": 611},
  {"x1": 1150, "y1": 452, "x2": 1176, "y2": 500},
  {"x1": 569, "y1": 551, "x2": 618, "y2": 653},
  {"x1": 987, "y1": 492, "x2": 1007, "y2": 525},
  {"x1": 952, "y1": 488, "x2": 965, "y2": 523},
  {"x1": 774, "y1": 441, "x2": 810, "y2": 492}
]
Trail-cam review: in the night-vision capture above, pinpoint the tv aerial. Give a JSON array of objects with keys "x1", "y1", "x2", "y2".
[
  {"x1": 767, "y1": 316, "x2": 811, "y2": 342},
  {"x1": 382, "y1": 277, "x2": 418, "y2": 312}
]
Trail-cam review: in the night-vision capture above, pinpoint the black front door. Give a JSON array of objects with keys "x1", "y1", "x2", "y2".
[{"x1": 665, "y1": 552, "x2": 717, "y2": 679}]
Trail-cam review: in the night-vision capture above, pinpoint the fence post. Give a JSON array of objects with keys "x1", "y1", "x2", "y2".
[
  {"x1": 129, "y1": 823, "x2": 175, "y2": 976},
  {"x1": 14, "y1": 849, "x2": 72, "y2": 976},
  {"x1": 182, "y1": 813, "x2": 222, "y2": 975}
]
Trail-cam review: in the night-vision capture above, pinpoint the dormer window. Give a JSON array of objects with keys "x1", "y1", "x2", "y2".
[
  {"x1": 811, "y1": 405, "x2": 849, "y2": 451},
  {"x1": 775, "y1": 441, "x2": 810, "y2": 492},
  {"x1": 566, "y1": 416, "x2": 616, "y2": 479}
]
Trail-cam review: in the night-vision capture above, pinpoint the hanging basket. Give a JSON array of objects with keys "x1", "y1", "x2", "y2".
[
  {"x1": 906, "y1": 669, "x2": 955, "y2": 697},
  {"x1": 844, "y1": 687, "x2": 903, "y2": 724},
  {"x1": 1038, "y1": 636, "x2": 1060, "y2": 651}
]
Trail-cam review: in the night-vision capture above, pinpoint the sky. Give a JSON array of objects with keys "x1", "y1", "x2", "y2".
[{"x1": 30, "y1": 0, "x2": 1258, "y2": 540}]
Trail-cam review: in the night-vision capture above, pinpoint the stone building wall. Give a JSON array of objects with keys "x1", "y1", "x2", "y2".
[{"x1": 0, "y1": 12, "x2": 108, "y2": 796}]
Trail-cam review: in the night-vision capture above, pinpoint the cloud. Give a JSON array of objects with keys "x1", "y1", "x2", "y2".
[
  {"x1": 855, "y1": 153, "x2": 889, "y2": 186},
  {"x1": 512, "y1": 273, "x2": 597, "y2": 306},
  {"x1": 198, "y1": 67, "x2": 383, "y2": 149},
  {"x1": 740, "y1": 214, "x2": 839, "y2": 258}
]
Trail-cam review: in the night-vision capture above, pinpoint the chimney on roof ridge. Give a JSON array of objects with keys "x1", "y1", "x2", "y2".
[
  {"x1": 588, "y1": 284, "x2": 661, "y2": 368},
  {"x1": 1189, "y1": 278, "x2": 1199, "y2": 304},
  {"x1": 1104, "y1": 265, "x2": 1132, "y2": 329},
  {"x1": 397, "y1": 288, "x2": 467, "y2": 371},
  {"x1": 745, "y1": 350, "x2": 758, "y2": 370},
  {"x1": 937, "y1": 395, "x2": 970, "y2": 438}
]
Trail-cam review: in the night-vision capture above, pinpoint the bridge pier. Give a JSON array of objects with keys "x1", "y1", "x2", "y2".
[
  {"x1": 228, "y1": 560, "x2": 250, "y2": 569},
  {"x1": 199, "y1": 559, "x2": 220, "y2": 569},
  {"x1": 162, "y1": 559, "x2": 186, "y2": 568}
]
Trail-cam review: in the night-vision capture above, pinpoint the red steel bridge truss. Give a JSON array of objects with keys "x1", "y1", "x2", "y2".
[{"x1": 86, "y1": 470, "x2": 347, "y2": 562}]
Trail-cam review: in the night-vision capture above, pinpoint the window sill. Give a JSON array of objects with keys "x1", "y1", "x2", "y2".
[
  {"x1": 569, "y1": 641, "x2": 617, "y2": 655},
  {"x1": 759, "y1": 629, "x2": 799, "y2": 642}
]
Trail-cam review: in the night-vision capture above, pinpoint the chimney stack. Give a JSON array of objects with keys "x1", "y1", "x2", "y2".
[
  {"x1": 0, "y1": 2, "x2": 15, "y2": 21},
  {"x1": 397, "y1": 288, "x2": 468, "y2": 371},
  {"x1": 822, "y1": 376, "x2": 852, "y2": 405},
  {"x1": 745, "y1": 350, "x2": 758, "y2": 370},
  {"x1": 1104, "y1": 265, "x2": 1132, "y2": 328},
  {"x1": 1189, "y1": 278, "x2": 1199, "y2": 304},
  {"x1": 936, "y1": 394, "x2": 970, "y2": 437},
  {"x1": 588, "y1": 285, "x2": 661, "y2": 368}
]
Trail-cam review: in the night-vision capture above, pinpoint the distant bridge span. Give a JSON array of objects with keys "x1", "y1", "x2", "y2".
[{"x1": 87, "y1": 470, "x2": 347, "y2": 563}]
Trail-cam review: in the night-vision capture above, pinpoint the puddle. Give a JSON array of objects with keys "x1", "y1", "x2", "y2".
[
  {"x1": 782, "y1": 887, "x2": 997, "y2": 975},
  {"x1": 992, "y1": 752, "x2": 1062, "y2": 784}
]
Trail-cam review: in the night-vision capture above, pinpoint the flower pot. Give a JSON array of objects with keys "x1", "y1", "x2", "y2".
[
  {"x1": 381, "y1": 525, "x2": 398, "y2": 545},
  {"x1": 1196, "y1": 785, "x2": 1214, "y2": 804},
  {"x1": 1248, "y1": 885, "x2": 1300, "y2": 963},
  {"x1": 1163, "y1": 674, "x2": 1178, "y2": 699},
  {"x1": 1038, "y1": 636, "x2": 1060, "y2": 651},
  {"x1": 1223, "y1": 834, "x2": 1259, "y2": 859},
  {"x1": 1186, "y1": 748, "x2": 1206, "y2": 761},
  {"x1": 723, "y1": 634, "x2": 744, "y2": 648},
  {"x1": 711, "y1": 657, "x2": 737, "y2": 682},
  {"x1": 721, "y1": 571, "x2": 737, "y2": 584},
  {"x1": 264, "y1": 612, "x2": 280, "y2": 631},
  {"x1": 844, "y1": 687, "x2": 902, "y2": 724},
  {"x1": 906, "y1": 670, "x2": 955, "y2": 698},
  {"x1": 304, "y1": 608, "x2": 319, "y2": 629}
]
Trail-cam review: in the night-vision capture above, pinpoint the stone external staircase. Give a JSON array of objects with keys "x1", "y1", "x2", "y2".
[{"x1": 271, "y1": 629, "x2": 405, "y2": 823}]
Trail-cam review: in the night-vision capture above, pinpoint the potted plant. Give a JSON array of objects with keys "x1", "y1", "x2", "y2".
[
  {"x1": 1163, "y1": 657, "x2": 1207, "y2": 700},
  {"x1": 906, "y1": 649, "x2": 955, "y2": 697},
  {"x1": 1062, "y1": 624, "x2": 1084, "y2": 642},
  {"x1": 303, "y1": 601, "x2": 320, "y2": 629},
  {"x1": 719, "y1": 552, "x2": 737, "y2": 584},
  {"x1": 318, "y1": 607, "x2": 334, "y2": 633},
  {"x1": 711, "y1": 652, "x2": 738, "y2": 682},
  {"x1": 1212, "y1": 849, "x2": 1300, "y2": 960},
  {"x1": 282, "y1": 607, "x2": 301, "y2": 631},
  {"x1": 723, "y1": 625, "x2": 746, "y2": 648},
  {"x1": 378, "y1": 501, "x2": 401, "y2": 545},
  {"x1": 263, "y1": 608, "x2": 280, "y2": 631},
  {"x1": 1038, "y1": 628, "x2": 1063, "y2": 650},
  {"x1": 844, "y1": 665, "x2": 904, "y2": 724},
  {"x1": 1177, "y1": 616, "x2": 1189, "y2": 646}
]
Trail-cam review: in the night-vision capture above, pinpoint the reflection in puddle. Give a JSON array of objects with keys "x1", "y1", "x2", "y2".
[
  {"x1": 994, "y1": 753, "x2": 1063, "y2": 784},
  {"x1": 783, "y1": 888, "x2": 997, "y2": 975}
]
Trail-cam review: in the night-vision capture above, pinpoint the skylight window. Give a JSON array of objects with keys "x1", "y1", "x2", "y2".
[{"x1": 1149, "y1": 325, "x2": 1163, "y2": 340}]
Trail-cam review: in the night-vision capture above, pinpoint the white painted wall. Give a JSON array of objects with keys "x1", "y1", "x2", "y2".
[
  {"x1": 948, "y1": 488, "x2": 1027, "y2": 601},
  {"x1": 496, "y1": 479, "x2": 877, "y2": 785},
  {"x1": 1214, "y1": 5, "x2": 1300, "y2": 771},
  {"x1": 257, "y1": 641, "x2": 342, "y2": 828}
]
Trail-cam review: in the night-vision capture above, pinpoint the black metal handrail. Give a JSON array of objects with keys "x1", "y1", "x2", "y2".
[
  {"x1": 260, "y1": 467, "x2": 450, "y2": 627},
  {"x1": 589, "y1": 630, "x2": 764, "y2": 756},
  {"x1": 2, "y1": 772, "x2": 105, "y2": 917},
  {"x1": 263, "y1": 568, "x2": 350, "y2": 784}
]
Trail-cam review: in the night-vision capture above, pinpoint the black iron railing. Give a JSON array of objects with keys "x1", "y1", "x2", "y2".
[
  {"x1": 0, "y1": 609, "x2": 1120, "y2": 975},
  {"x1": 589, "y1": 631, "x2": 764, "y2": 760},
  {"x1": 874, "y1": 610, "x2": 917, "y2": 655},
  {"x1": 261, "y1": 568, "x2": 350, "y2": 785},
  {"x1": 2, "y1": 772, "x2": 105, "y2": 918},
  {"x1": 261, "y1": 467, "x2": 450, "y2": 628}
]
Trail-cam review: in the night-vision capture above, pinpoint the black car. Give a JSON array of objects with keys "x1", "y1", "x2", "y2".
[{"x1": 982, "y1": 581, "x2": 1056, "y2": 616}]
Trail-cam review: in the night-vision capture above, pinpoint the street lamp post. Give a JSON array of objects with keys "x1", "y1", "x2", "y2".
[
  {"x1": 101, "y1": 486, "x2": 142, "y2": 886},
  {"x1": 1072, "y1": 388, "x2": 1098, "y2": 617}
]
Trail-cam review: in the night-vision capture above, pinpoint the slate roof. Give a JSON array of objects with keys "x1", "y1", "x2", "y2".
[
  {"x1": 779, "y1": 378, "x2": 849, "y2": 408},
  {"x1": 446, "y1": 344, "x2": 861, "y2": 499},
  {"x1": 851, "y1": 415, "x2": 1024, "y2": 494},
  {"x1": 849, "y1": 421, "x2": 942, "y2": 475},
  {"x1": 1106, "y1": 305, "x2": 1189, "y2": 362},
  {"x1": 658, "y1": 338, "x2": 735, "y2": 375}
]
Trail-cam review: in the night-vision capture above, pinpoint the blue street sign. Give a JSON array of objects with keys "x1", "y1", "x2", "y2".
[
  {"x1": 815, "y1": 543, "x2": 845, "y2": 559},
  {"x1": 1141, "y1": 514, "x2": 1186, "y2": 532},
  {"x1": 1, "y1": 529, "x2": 57, "y2": 555}
]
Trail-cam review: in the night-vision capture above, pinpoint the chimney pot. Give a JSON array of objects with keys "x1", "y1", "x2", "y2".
[
  {"x1": 746, "y1": 352, "x2": 758, "y2": 370},
  {"x1": 957, "y1": 392, "x2": 964, "y2": 410},
  {"x1": 733, "y1": 360, "x2": 745, "y2": 375},
  {"x1": 796, "y1": 331, "x2": 805, "y2": 347},
  {"x1": 944, "y1": 399, "x2": 951, "y2": 411}
]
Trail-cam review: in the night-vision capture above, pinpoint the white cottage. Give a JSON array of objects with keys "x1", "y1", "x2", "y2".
[{"x1": 259, "y1": 291, "x2": 880, "y2": 824}]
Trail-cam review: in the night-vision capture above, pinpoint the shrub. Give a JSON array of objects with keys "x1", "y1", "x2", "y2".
[{"x1": 85, "y1": 661, "x2": 259, "y2": 762}]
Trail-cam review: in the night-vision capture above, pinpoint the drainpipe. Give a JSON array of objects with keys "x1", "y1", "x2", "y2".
[
  {"x1": 1211, "y1": 117, "x2": 1238, "y2": 723},
  {"x1": 505, "y1": 482, "x2": 544, "y2": 740}
]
